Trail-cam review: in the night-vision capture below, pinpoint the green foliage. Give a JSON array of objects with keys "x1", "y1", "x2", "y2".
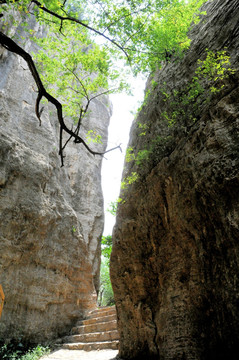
[
  {"x1": 106, "y1": 198, "x2": 124, "y2": 216},
  {"x1": 0, "y1": 0, "x2": 211, "y2": 158},
  {"x1": 195, "y1": 48, "x2": 235, "y2": 92},
  {"x1": 1, "y1": 0, "x2": 209, "y2": 77},
  {"x1": 159, "y1": 49, "x2": 235, "y2": 128},
  {"x1": 125, "y1": 146, "x2": 135, "y2": 163},
  {"x1": 99, "y1": 235, "x2": 114, "y2": 306},
  {"x1": 99, "y1": 256, "x2": 114, "y2": 306},
  {"x1": 19, "y1": 346, "x2": 50, "y2": 360},
  {"x1": 90, "y1": 0, "x2": 209, "y2": 74},
  {"x1": 1, "y1": 0, "x2": 130, "y2": 150},
  {"x1": 86, "y1": 130, "x2": 103, "y2": 144},
  {"x1": 138, "y1": 122, "x2": 148, "y2": 136},
  {"x1": 127, "y1": 146, "x2": 151, "y2": 167},
  {"x1": 101, "y1": 235, "x2": 112, "y2": 263},
  {"x1": 121, "y1": 171, "x2": 139, "y2": 189},
  {"x1": 106, "y1": 200, "x2": 118, "y2": 216},
  {"x1": 122, "y1": 48, "x2": 236, "y2": 184},
  {"x1": 135, "y1": 149, "x2": 150, "y2": 165},
  {"x1": 135, "y1": 0, "x2": 207, "y2": 73},
  {"x1": 0, "y1": 342, "x2": 50, "y2": 360},
  {"x1": 31, "y1": 20, "x2": 126, "y2": 126},
  {"x1": 127, "y1": 135, "x2": 171, "y2": 170}
]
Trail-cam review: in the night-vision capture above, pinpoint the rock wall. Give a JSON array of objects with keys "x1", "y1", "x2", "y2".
[
  {"x1": 0, "y1": 19, "x2": 111, "y2": 343},
  {"x1": 111, "y1": 1, "x2": 239, "y2": 359}
]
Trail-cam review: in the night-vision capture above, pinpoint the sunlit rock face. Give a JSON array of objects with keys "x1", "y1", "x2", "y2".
[
  {"x1": 111, "y1": 0, "x2": 239, "y2": 359},
  {"x1": 0, "y1": 21, "x2": 111, "y2": 343}
]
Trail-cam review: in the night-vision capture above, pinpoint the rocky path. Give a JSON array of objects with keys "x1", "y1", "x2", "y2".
[
  {"x1": 59, "y1": 306, "x2": 119, "y2": 350},
  {"x1": 40, "y1": 349, "x2": 118, "y2": 360},
  {"x1": 40, "y1": 306, "x2": 120, "y2": 360}
]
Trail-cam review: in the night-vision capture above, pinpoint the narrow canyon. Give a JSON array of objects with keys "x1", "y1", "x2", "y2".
[{"x1": 0, "y1": 1, "x2": 238, "y2": 359}]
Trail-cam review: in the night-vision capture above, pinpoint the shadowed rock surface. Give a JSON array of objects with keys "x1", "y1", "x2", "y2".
[
  {"x1": 0, "y1": 20, "x2": 111, "y2": 343},
  {"x1": 111, "y1": 0, "x2": 239, "y2": 359}
]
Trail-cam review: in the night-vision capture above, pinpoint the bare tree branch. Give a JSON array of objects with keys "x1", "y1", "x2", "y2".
[{"x1": 0, "y1": 31, "x2": 121, "y2": 166}]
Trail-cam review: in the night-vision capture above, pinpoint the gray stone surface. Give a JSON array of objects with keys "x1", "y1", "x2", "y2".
[
  {"x1": 0, "y1": 18, "x2": 111, "y2": 343},
  {"x1": 40, "y1": 349, "x2": 118, "y2": 360},
  {"x1": 111, "y1": 0, "x2": 239, "y2": 359}
]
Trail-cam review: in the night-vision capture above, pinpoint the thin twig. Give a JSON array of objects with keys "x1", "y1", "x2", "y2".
[{"x1": 65, "y1": 67, "x2": 89, "y2": 101}]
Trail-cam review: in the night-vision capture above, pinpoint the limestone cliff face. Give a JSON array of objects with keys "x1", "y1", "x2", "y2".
[
  {"x1": 0, "y1": 21, "x2": 111, "y2": 343},
  {"x1": 111, "y1": 1, "x2": 239, "y2": 359}
]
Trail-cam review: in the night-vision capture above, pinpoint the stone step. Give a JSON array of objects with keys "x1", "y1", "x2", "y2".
[
  {"x1": 87, "y1": 306, "x2": 116, "y2": 318},
  {"x1": 72, "y1": 319, "x2": 117, "y2": 335},
  {"x1": 65, "y1": 329, "x2": 119, "y2": 343},
  {"x1": 77, "y1": 313, "x2": 117, "y2": 326},
  {"x1": 62, "y1": 340, "x2": 119, "y2": 351},
  {"x1": 58, "y1": 306, "x2": 119, "y2": 352}
]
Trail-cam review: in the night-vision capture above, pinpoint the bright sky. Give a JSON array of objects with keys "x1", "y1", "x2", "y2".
[{"x1": 101, "y1": 76, "x2": 145, "y2": 235}]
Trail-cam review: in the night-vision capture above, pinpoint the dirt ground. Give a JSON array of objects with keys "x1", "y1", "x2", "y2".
[{"x1": 40, "y1": 349, "x2": 119, "y2": 360}]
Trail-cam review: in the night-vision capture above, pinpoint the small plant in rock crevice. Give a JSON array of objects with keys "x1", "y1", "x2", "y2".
[
  {"x1": 120, "y1": 49, "x2": 236, "y2": 191},
  {"x1": 160, "y1": 49, "x2": 236, "y2": 129}
]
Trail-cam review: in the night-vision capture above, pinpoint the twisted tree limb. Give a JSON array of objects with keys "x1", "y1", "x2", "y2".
[{"x1": 0, "y1": 31, "x2": 122, "y2": 166}]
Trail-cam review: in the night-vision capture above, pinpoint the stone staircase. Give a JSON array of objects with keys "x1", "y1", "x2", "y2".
[{"x1": 60, "y1": 306, "x2": 119, "y2": 351}]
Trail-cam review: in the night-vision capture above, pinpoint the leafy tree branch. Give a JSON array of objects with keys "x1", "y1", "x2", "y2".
[
  {"x1": 0, "y1": 30, "x2": 121, "y2": 166},
  {"x1": 0, "y1": 0, "x2": 209, "y2": 165},
  {"x1": 30, "y1": 0, "x2": 129, "y2": 58}
]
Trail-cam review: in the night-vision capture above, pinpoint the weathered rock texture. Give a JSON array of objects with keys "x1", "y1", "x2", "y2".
[
  {"x1": 111, "y1": 1, "x2": 239, "y2": 359},
  {"x1": 0, "y1": 19, "x2": 111, "y2": 343}
]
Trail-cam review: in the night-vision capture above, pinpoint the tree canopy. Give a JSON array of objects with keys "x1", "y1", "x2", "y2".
[{"x1": 0, "y1": 0, "x2": 208, "y2": 163}]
